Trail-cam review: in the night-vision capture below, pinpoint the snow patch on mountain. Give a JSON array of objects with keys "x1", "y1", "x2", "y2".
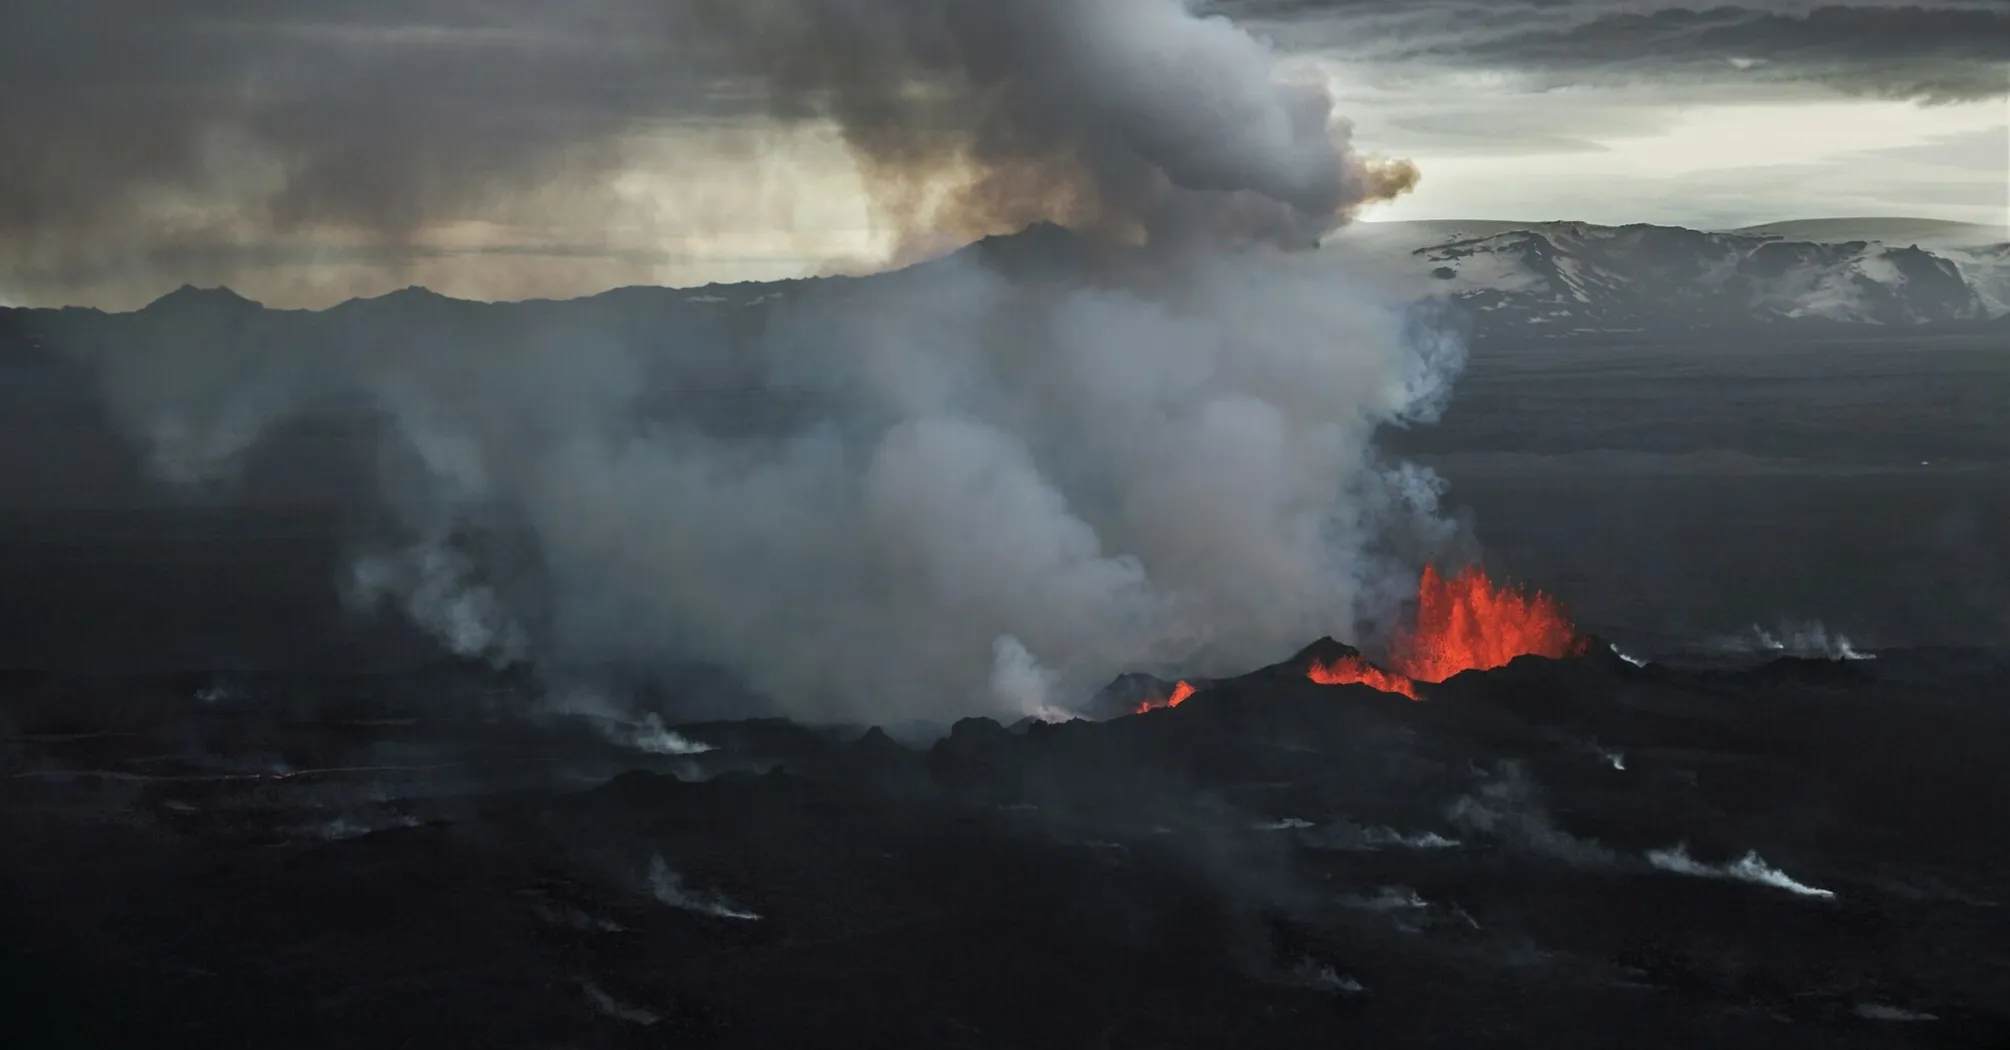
[
  {"x1": 1943, "y1": 243, "x2": 2010, "y2": 317},
  {"x1": 1336, "y1": 220, "x2": 2004, "y2": 329}
]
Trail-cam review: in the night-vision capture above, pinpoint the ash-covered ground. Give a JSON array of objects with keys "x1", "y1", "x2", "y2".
[{"x1": 4, "y1": 640, "x2": 2008, "y2": 1048}]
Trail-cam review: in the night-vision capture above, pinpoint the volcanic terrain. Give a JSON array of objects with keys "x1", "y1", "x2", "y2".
[
  {"x1": 3, "y1": 220, "x2": 2008, "y2": 1047},
  {"x1": 5, "y1": 627, "x2": 2008, "y2": 1048}
]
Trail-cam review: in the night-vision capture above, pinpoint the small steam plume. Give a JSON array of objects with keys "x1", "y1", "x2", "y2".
[
  {"x1": 539, "y1": 684, "x2": 716, "y2": 755},
  {"x1": 648, "y1": 855, "x2": 762, "y2": 920},
  {"x1": 1740, "y1": 621, "x2": 1875, "y2": 662},
  {"x1": 73, "y1": 0, "x2": 1459, "y2": 725},
  {"x1": 580, "y1": 982, "x2": 661, "y2": 1027},
  {"x1": 1646, "y1": 843, "x2": 1837, "y2": 899},
  {"x1": 1446, "y1": 763, "x2": 1617, "y2": 866},
  {"x1": 628, "y1": 715, "x2": 716, "y2": 757},
  {"x1": 343, "y1": 542, "x2": 527, "y2": 667}
]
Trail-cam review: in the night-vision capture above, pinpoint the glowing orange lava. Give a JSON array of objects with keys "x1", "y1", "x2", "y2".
[
  {"x1": 1303, "y1": 564, "x2": 1582, "y2": 697},
  {"x1": 1135, "y1": 679, "x2": 1196, "y2": 714},
  {"x1": 1390, "y1": 565, "x2": 1584, "y2": 683},
  {"x1": 1306, "y1": 654, "x2": 1419, "y2": 700}
]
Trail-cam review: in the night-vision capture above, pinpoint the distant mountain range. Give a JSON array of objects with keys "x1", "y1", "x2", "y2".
[
  {"x1": 6, "y1": 217, "x2": 2006, "y2": 340},
  {"x1": 1341, "y1": 217, "x2": 2009, "y2": 331}
]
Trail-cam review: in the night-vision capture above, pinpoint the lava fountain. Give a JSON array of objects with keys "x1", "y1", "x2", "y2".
[
  {"x1": 1133, "y1": 565, "x2": 1581, "y2": 713},
  {"x1": 1392, "y1": 565, "x2": 1585, "y2": 682},
  {"x1": 1309, "y1": 565, "x2": 1584, "y2": 698},
  {"x1": 1135, "y1": 680, "x2": 1196, "y2": 715}
]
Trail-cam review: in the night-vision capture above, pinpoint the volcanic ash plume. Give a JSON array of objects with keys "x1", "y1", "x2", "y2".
[
  {"x1": 3, "y1": 0, "x2": 1417, "y2": 307},
  {"x1": 79, "y1": 0, "x2": 1457, "y2": 725},
  {"x1": 684, "y1": 0, "x2": 1419, "y2": 249}
]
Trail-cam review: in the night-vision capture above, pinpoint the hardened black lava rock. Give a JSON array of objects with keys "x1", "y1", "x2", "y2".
[{"x1": 4, "y1": 647, "x2": 2008, "y2": 1049}]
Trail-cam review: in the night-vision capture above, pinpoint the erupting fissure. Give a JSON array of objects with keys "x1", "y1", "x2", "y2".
[
  {"x1": 1131, "y1": 567, "x2": 1580, "y2": 713},
  {"x1": 1135, "y1": 680, "x2": 1196, "y2": 715},
  {"x1": 1308, "y1": 565, "x2": 1583, "y2": 699}
]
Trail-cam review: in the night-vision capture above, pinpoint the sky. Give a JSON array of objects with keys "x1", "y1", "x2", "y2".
[
  {"x1": 1252, "y1": 1, "x2": 2010, "y2": 230},
  {"x1": 2, "y1": 0, "x2": 2005, "y2": 308}
]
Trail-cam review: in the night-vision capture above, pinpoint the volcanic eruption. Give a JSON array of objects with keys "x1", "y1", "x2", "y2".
[
  {"x1": 1303, "y1": 565, "x2": 1584, "y2": 700},
  {"x1": 1307, "y1": 653, "x2": 1420, "y2": 700},
  {"x1": 1134, "y1": 679, "x2": 1197, "y2": 714},
  {"x1": 65, "y1": 0, "x2": 1456, "y2": 732},
  {"x1": 1134, "y1": 565, "x2": 1584, "y2": 713},
  {"x1": 1394, "y1": 565, "x2": 1586, "y2": 682}
]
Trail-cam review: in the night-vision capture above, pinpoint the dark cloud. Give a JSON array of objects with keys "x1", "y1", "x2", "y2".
[
  {"x1": 2, "y1": 0, "x2": 1422, "y2": 307},
  {"x1": 0, "y1": 0, "x2": 728, "y2": 296},
  {"x1": 1227, "y1": 1, "x2": 2010, "y2": 102},
  {"x1": 1454, "y1": 5, "x2": 2010, "y2": 101},
  {"x1": 3, "y1": 0, "x2": 1996, "y2": 306}
]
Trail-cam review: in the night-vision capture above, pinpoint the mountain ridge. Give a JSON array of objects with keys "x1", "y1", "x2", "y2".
[
  {"x1": 6, "y1": 218, "x2": 2005, "y2": 333},
  {"x1": 1341, "y1": 218, "x2": 2006, "y2": 330}
]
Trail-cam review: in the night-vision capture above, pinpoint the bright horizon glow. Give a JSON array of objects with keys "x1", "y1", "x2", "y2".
[{"x1": 1361, "y1": 98, "x2": 2009, "y2": 229}]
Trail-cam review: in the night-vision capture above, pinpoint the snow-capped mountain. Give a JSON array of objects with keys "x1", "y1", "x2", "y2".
[{"x1": 1340, "y1": 219, "x2": 2009, "y2": 331}]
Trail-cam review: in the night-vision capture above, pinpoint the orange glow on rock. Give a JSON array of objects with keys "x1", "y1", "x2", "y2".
[{"x1": 1306, "y1": 654, "x2": 1419, "y2": 699}]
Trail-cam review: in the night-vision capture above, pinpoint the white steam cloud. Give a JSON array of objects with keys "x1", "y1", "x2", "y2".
[
  {"x1": 989, "y1": 635, "x2": 1072, "y2": 722},
  {"x1": 85, "y1": 242, "x2": 1463, "y2": 723},
  {"x1": 74, "y1": 0, "x2": 1459, "y2": 724}
]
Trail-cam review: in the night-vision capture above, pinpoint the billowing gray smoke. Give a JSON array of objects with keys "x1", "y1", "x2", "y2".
[
  {"x1": 680, "y1": 0, "x2": 1419, "y2": 248},
  {"x1": 4, "y1": 0, "x2": 1415, "y2": 306},
  {"x1": 76, "y1": 0, "x2": 1459, "y2": 724},
  {"x1": 90, "y1": 242, "x2": 1463, "y2": 723}
]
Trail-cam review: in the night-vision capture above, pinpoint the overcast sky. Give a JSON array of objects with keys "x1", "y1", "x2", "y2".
[
  {"x1": 3, "y1": 0, "x2": 2005, "y2": 308},
  {"x1": 1235, "y1": 0, "x2": 2009, "y2": 229}
]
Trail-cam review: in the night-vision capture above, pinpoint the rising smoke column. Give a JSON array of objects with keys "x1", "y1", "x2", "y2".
[
  {"x1": 78, "y1": 0, "x2": 1457, "y2": 724},
  {"x1": 1, "y1": 0, "x2": 1417, "y2": 307},
  {"x1": 677, "y1": 0, "x2": 1419, "y2": 249}
]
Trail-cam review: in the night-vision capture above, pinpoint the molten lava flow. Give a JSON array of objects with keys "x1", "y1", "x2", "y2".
[
  {"x1": 1135, "y1": 680, "x2": 1196, "y2": 714},
  {"x1": 1306, "y1": 654, "x2": 1419, "y2": 700},
  {"x1": 1390, "y1": 565, "x2": 1583, "y2": 683}
]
